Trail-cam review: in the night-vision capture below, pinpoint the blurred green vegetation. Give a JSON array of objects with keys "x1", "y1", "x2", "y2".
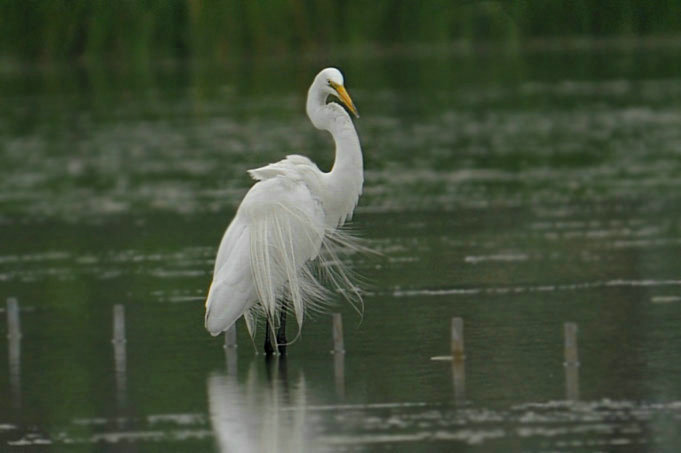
[{"x1": 1, "y1": 0, "x2": 681, "y2": 63}]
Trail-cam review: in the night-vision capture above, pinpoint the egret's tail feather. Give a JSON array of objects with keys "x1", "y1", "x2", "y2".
[
  {"x1": 245, "y1": 203, "x2": 368, "y2": 345},
  {"x1": 248, "y1": 204, "x2": 325, "y2": 341},
  {"x1": 244, "y1": 308, "x2": 258, "y2": 339},
  {"x1": 317, "y1": 226, "x2": 369, "y2": 318}
]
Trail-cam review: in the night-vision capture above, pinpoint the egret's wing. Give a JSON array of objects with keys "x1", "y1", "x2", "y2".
[
  {"x1": 213, "y1": 216, "x2": 246, "y2": 276},
  {"x1": 205, "y1": 216, "x2": 256, "y2": 336}
]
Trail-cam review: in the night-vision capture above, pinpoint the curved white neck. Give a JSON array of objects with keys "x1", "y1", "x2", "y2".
[{"x1": 306, "y1": 87, "x2": 364, "y2": 227}]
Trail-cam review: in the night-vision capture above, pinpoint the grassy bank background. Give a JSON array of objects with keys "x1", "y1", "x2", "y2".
[{"x1": 2, "y1": 0, "x2": 681, "y2": 63}]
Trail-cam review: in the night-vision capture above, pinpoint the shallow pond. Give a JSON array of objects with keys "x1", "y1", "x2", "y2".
[{"x1": 2, "y1": 41, "x2": 681, "y2": 451}]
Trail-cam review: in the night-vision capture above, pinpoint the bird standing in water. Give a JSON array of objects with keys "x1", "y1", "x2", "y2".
[{"x1": 204, "y1": 68, "x2": 364, "y2": 355}]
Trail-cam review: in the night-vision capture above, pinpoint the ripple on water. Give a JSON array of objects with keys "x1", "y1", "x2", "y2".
[
  {"x1": 390, "y1": 279, "x2": 681, "y2": 298},
  {"x1": 5, "y1": 399, "x2": 680, "y2": 449},
  {"x1": 651, "y1": 296, "x2": 681, "y2": 304}
]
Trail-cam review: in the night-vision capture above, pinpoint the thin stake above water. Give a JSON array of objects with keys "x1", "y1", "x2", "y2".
[
  {"x1": 332, "y1": 313, "x2": 345, "y2": 354},
  {"x1": 451, "y1": 317, "x2": 465, "y2": 359},
  {"x1": 564, "y1": 322, "x2": 579, "y2": 365},
  {"x1": 430, "y1": 317, "x2": 467, "y2": 403},
  {"x1": 451, "y1": 318, "x2": 466, "y2": 404},
  {"x1": 112, "y1": 304, "x2": 126, "y2": 344},
  {"x1": 7, "y1": 297, "x2": 21, "y2": 339},
  {"x1": 430, "y1": 317, "x2": 466, "y2": 361}
]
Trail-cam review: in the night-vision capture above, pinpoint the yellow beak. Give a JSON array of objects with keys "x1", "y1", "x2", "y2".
[{"x1": 330, "y1": 81, "x2": 360, "y2": 118}]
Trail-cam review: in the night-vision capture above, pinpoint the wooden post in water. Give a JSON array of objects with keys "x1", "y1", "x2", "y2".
[
  {"x1": 112, "y1": 305, "x2": 127, "y2": 411},
  {"x1": 331, "y1": 313, "x2": 345, "y2": 354},
  {"x1": 112, "y1": 304, "x2": 126, "y2": 344},
  {"x1": 451, "y1": 317, "x2": 465, "y2": 359},
  {"x1": 430, "y1": 317, "x2": 466, "y2": 403},
  {"x1": 7, "y1": 297, "x2": 21, "y2": 340},
  {"x1": 563, "y1": 322, "x2": 580, "y2": 401},
  {"x1": 451, "y1": 317, "x2": 466, "y2": 404},
  {"x1": 7, "y1": 298, "x2": 22, "y2": 409}
]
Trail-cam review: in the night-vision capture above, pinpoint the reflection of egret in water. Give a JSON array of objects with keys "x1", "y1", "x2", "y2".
[
  {"x1": 207, "y1": 358, "x2": 313, "y2": 453},
  {"x1": 333, "y1": 353, "x2": 345, "y2": 400}
]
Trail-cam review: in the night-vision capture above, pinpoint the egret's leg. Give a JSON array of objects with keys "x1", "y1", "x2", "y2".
[
  {"x1": 277, "y1": 305, "x2": 287, "y2": 355},
  {"x1": 264, "y1": 303, "x2": 288, "y2": 355},
  {"x1": 264, "y1": 319, "x2": 275, "y2": 355}
]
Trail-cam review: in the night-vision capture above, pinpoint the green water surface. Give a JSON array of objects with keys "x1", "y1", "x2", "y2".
[{"x1": 1, "y1": 41, "x2": 681, "y2": 451}]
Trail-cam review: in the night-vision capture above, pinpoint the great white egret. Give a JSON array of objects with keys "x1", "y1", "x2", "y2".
[{"x1": 204, "y1": 67, "x2": 364, "y2": 355}]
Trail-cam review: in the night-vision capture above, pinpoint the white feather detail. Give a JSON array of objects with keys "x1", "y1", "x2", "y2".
[
  {"x1": 245, "y1": 220, "x2": 367, "y2": 346},
  {"x1": 247, "y1": 201, "x2": 324, "y2": 328}
]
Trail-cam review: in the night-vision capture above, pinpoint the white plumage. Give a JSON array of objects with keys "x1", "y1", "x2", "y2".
[{"x1": 204, "y1": 68, "x2": 364, "y2": 348}]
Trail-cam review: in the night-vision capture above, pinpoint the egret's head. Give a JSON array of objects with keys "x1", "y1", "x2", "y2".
[{"x1": 314, "y1": 67, "x2": 359, "y2": 118}]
